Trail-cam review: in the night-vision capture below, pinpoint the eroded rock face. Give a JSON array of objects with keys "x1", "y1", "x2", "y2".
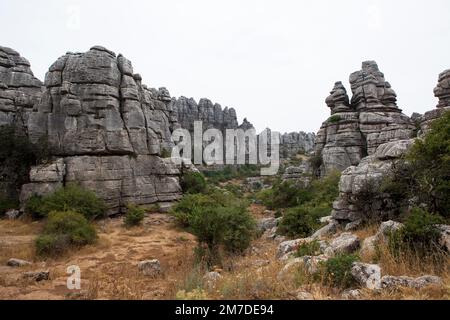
[
  {"x1": 332, "y1": 140, "x2": 414, "y2": 222},
  {"x1": 0, "y1": 46, "x2": 43, "y2": 128},
  {"x1": 15, "y1": 46, "x2": 182, "y2": 214},
  {"x1": 172, "y1": 96, "x2": 240, "y2": 133},
  {"x1": 314, "y1": 61, "x2": 415, "y2": 175},
  {"x1": 280, "y1": 131, "x2": 315, "y2": 158}
]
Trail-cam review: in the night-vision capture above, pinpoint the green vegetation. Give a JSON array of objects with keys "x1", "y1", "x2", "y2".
[
  {"x1": 322, "y1": 253, "x2": 359, "y2": 289},
  {"x1": 202, "y1": 165, "x2": 260, "y2": 184},
  {"x1": 0, "y1": 125, "x2": 50, "y2": 200},
  {"x1": 25, "y1": 184, "x2": 107, "y2": 220},
  {"x1": 172, "y1": 189, "x2": 256, "y2": 266},
  {"x1": 388, "y1": 207, "x2": 445, "y2": 258},
  {"x1": 258, "y1": 171, "x2": 340, "y2": 238},
  {"x1": 36, "y1": 210, "x2": 97, "y2": 256},
  {"x1": 308, "y1": 154, "x2": 323, "y2": 178},
  {"x1": 295, "y1": 240, "x2": 321, "y2": 257},
  {"x1": 124, "y1": 204, "x2": 146, "y2": 227},
  {"x1": 381, "y1": 111, "x2": 450, "y2": 220},
  {"x1": 180, "y1": 171, "x2": 207, "y2": 194},
  {"x1": 328, "y1": 115, "x2": 341, "y2": 123}
]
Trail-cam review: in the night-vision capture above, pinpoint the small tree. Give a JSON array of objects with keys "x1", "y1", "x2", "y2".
[
  {"x1": 36, "y1": 210, "x2": 97, "y2": 256},
  {"x1": 180, "y1": 171, "x2": 207, "y2": 194},
  {"x1": 124, "y1": 204, "x2": 146, "y2": 227}
]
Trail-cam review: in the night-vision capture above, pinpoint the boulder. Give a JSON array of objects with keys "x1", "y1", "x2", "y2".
[
  {"x1": 351, "y1": 262, "x2": 381, "y2": 290},
  {"x1": 311, "y1": 220, "x2": 338, "y2": 239},
  {"x1": 436, "y1": 224, "x2": 450, "y2": 252},
  {"x1": 138, "y1": 259, "x2": 161, "y2": 277},
  {"x1": 381, "y1": 275, "x2": 442, "y2": 289},
  {"x1": 376, "y1": 220, "x2": 404, "y2": 242},
  {"x1": 23, "y1": 270, "x2": 49, "y2": 282},
  {"x1": 324, "y1": 233, "x2": 360, "y2": 256},
  {"x1": 7, "y1": 258, "x2": 32, "y2": 267},
  {"x1": 277, "y1": 238, "x2": 312, "y2": 258},
  {"x1": 5, "y1": 209, "x2": 20, "y2": 220}
]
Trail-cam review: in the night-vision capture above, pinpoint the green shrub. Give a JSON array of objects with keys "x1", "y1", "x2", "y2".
[
  {"x1": 295, "y1": 240, "x2": 321, "y2": 257},
  {"x1": 0, "y1": 125, "x2": 51, "y2": 201},
  {"x1": 124, "y1": 204, "x2": 146, "y2": 227},
  {"x1": 328, "y1": 115, "x2": 341, "y2": 123},
  {"x1": 203, "y1": 165, "x2": 260, "y2": 184},
  {"x1": 173, "y1": 190, "x2": 255, "y2": 264},
  {"x1": 257, "y1": 180, "x2": 313, "y2": 210},
  {"x1": 36, "y1": 210, "x2": 97, "y2": 256},
  {"x1": 180, "y1": 171, "x2": 207, "y2": 194},
  {"x1": 379, "y1": 111, "x2": 450, "y2": 219},
  {"x1": 322, "y1": 253, "x2": 359, "y2": 289},
  {"x1": 277, "y1": 206, "x2": 319, "y2": 238},
  {"x1": 160, "y1": 148, "x2": 172, "y2": 158},
  {"x1": 274, "y1": 171, "x2": 340, "y2": 238},
  {"x1": 25, "y1": 184, "x2": 107, "y2": 220},
  {"x1": 388, "y1": 207, "x2": 445, "y2": 258}
]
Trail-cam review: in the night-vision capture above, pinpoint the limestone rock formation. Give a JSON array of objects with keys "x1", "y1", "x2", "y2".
[
  {"x1": 11, "y1": 46, "x2": 182, "y2": 214},
  {"x1": 280, "y1": 131, "x2": 315, "y2": 158},
  {"x1": 0, "y1": 46, "x2": 43, "y2": 129},
  {"x1": 419, "y1": 69, "x2": 450, "y2": 133},
  {"x1": 314, "y1": 61, "x2": 415, "y2": 175},
  {"x1": 172, "y1": 96, "x2": 241, "y2": 133}
]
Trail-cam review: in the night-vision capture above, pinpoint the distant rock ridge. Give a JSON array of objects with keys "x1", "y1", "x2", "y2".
[{"x1": 314, "y1": 61, "x2": 415, "y2": 175}]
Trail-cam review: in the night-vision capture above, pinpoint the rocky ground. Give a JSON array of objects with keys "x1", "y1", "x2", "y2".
[{"x1": 1, "y1": 199, "x2": 448, "y2": 300}]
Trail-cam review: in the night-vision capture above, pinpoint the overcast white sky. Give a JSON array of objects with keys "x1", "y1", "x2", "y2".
[{"x1": 1, "y1": 0, "x2": 449, "y2": 133}]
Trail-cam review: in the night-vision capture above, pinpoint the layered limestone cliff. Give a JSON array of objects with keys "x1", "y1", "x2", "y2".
[
  {"x1": 0, "y1": 46, "x2": 182, "y2": 214},
  {"x1": 314, "y1": 62, "x2": 415, "y2": 175},
  {"x1": 280, "y1": 132, "x2": 315, "y2": 158},
  {"x1": 331, "y1": 68, "x2": 450, "y2": 225}
]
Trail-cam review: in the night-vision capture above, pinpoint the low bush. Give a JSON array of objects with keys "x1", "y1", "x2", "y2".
[
  {"x1": 322, "y1": 253, "x2": 359, "y2": 289},
  {"x1": 124, "y1": 204, "x2": 145, "y2": 227},
  {"x1": 277, "y1": 206, "x2": 319, "y2": 238},
  {"x1": 36, "y1": 210, "x2": 97, "y2": 256},
  {"x1": 388, "y1": 207, "x2": 445, "y2": 258},
  {"x1": 203, "y1": 165, "x2": 260, "y2": 184},
  {"x1": 25, "y1": 184, "x2": 107, "y2": 220},
  {"x1": 180, "y1": 171, "x2": 207, "y2": 194},
  {"x1": 173, "y1": 189, "x2": 255, "y2": 265},
  {"x1": 273, "y1": 171, "x2": 341, "y2": 238},
  {"x1": 295, "y1": 240, "x2": 321, "y2": 257}
]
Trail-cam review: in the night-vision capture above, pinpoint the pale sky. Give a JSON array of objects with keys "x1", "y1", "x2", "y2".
[{"x1": 1, "y1": 0, "x2": 449, "y2": 133}]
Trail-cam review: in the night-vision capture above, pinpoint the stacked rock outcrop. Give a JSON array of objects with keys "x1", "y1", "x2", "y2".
[
  {"x1": 315, "y1": 61, "x2": 415, "y2": 175},
  {"x1": 0, "y1": 46, "x2": 43, "y2": 129},
  {"x1": 280, "y1": 131, "x2": 315, "y2": 158},
  {"x1": 330, "y1": 68, "x2": 450, "y2": 224},
  {"x1": 7, "y1": 46, "x2": 182, "y2": 214}
]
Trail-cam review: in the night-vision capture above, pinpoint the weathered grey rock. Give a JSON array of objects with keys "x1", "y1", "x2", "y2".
[
  {"x1": 294, "y1": 290, "x2": 314, "y2": 300},
  {"x1": 381, "y1": 275, "x2": 442, "y2": 289},
  {"x1": 319, "y1": 216, "x2": 333, "y2": 224},
  {"x1": 5, "y1": 209, "x2": 20, "y2": 219},
  {"x1": 345, "y1": 219, "x2": 363, "y2": 231},
  {"x1": 436, "y1": 224, "x2": 450, "y2": 252},
  {"x1": 280, "y1": 131, "x2": 315, "y2": 158},
  {"x1": 311, "y1": 220, "x2": 338, "y2": 239},
  {"x1": 17, "y1": 46, "x2": 182, "y2": 214},
  {"x1": 351, "y1": 262, "x2": 381, "y2": 290},
  {"x1": 323, "y1": 233, "x2": 360, "y2": 256},
  {"x1": 257, "y1": 217, "x2": 278, "y2": 232},
  {"x1": 302, "y1": 254, "x2": 328, "y2": 274},
  {"x1": 203, "y1": 271, "x2": 222, "y2": 289},
  {"x1": 332, "y1": 141, "x2": 414, "y2": 222},
  {"x1": 376, "y1": 220, "x2": 404, "y2": 241},
  {"x1": 23, "y1": 270, "x2": 49, "y2": 282},
  {"x1": 138, "y1": 259, "x2": 161, "y2": 277},
  {"x1": 341, "y1": 289, "x2": 362, "y2": 300},
  {"x1": 277, "y1": 238, "x2": 312, "y2": 258},
  {"x1": 314, "y1": 61, "x2": 415, "y2": 175},
  {"x1": 7, "y1": 258, "x2": 32, "y2": 267},
  {"x1": 434, "y1": 69, "x2": 450, "y2": 109}
]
